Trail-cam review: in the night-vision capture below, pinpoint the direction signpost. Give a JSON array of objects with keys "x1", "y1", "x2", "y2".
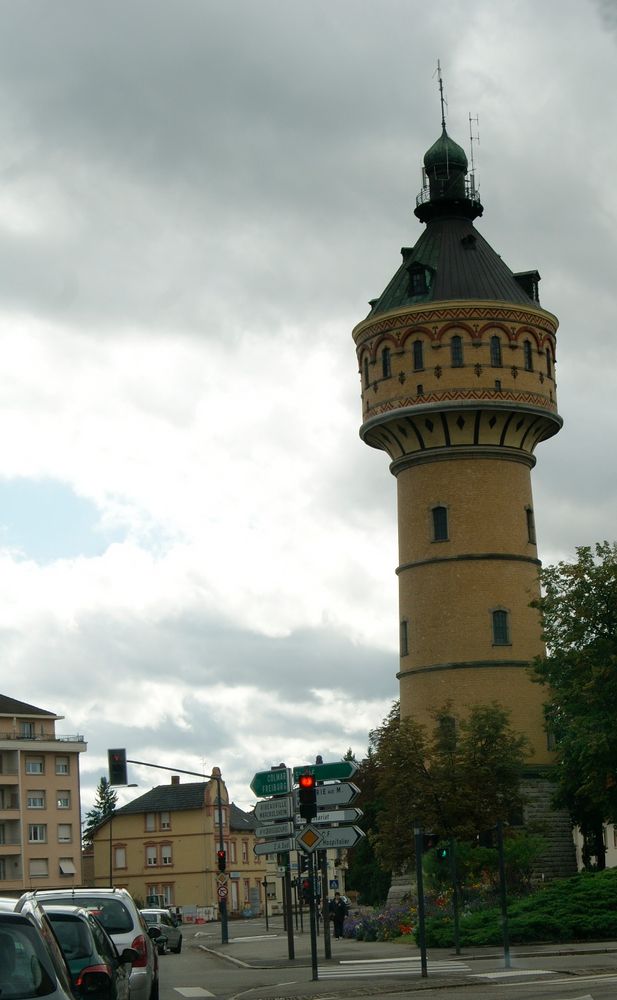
[
  {"x1": 317, "y1": 825, "x2": 365, "y2": 849},
  {"x1": 293, "y1": 761, "x2": 358, "y2": 782},
  {"x1": 292, "y1": 782, "x2": 360, "y2": 808},
  {"x1": 255, "y1": 821, "x2": 294, "y2": 839},
  {"x1": 311, "y1": 808, "x2": 363, "y2": 825},
  {"x1": 250, "y1": 768, "x2": 292, "y2": 797},
  {"x1": 254, "y1": 797, "x2": 293, "y2": 822},
  {"x1": 253, "y1": 836, "x2": 295, "y2": 856}
]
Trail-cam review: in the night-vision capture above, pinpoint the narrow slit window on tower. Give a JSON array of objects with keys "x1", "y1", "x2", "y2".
[
  {"x1": 546, "y1": 348, "x2": 552, "y2": 378},
  {"x1": 382, "y1": 347, "x2": 392, "y2": 378},
  {"x1": 492, "y1": 609, "x2": 510, "y2": 646},
  {"x1": 413, "y1": 339, "x2": 424, "y2": 372},
  {"x1": 400, "y1": 619, "x2": 409, "y2": 657},
  {"x1": 523, "y1": 340, "x2": 533, "y2": 372},
  {"x1": 490, "y1": 335, "x2": 502, "y2": 367},
  {"x1": 526, "y1": 506, "x2": 536, "y2": 544},
  {"x1": 363, "y1": 356, "x2": 370, "y2": 387},
  {"x1": 450, "y1": 335, "x2": 463, "y2": 367},
  {"x1": 432, "y1": 505, "x2": 449, "y2": 542}
]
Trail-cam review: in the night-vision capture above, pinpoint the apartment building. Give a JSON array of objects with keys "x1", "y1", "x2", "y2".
[
  {"x1": 91, "y1": 771, "x2": 266, "y2": 916},
  {"x1": 0, "y1": 694, "x2": 86, "y2": 891}
]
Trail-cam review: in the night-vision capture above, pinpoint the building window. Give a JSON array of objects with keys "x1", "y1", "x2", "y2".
[
  {"x1": 27, "y1": 791, "x2": 46, "y2": 809},
  {"x1": 400, "y1": 620, "x2": 409, "y2": 657},
  {"x1": 382, "y1": 347, "x2": 391, "y2": 378},
  {"x1": 146, "y1": 846, "x2": 158, "y2": 866},
  {"x1": 492, "y1": 609, "x2": 510, "y2": 645},
  {"x1": 363, "y1": 356, "x2": 370, "y2": 386},
  {"x1": 526, "y1": 507, "x2": 536, "y2": 544},
  {"x1": 25, "y1": 757, "x2": 44, "y2": 775},
  {"x1": 28, "y1": 824, "x2": 47, "y2": 843},
  {"x1": 55, "y1": 757, "x2": 69, "y2": 775},
  {"x1": 57, "y1": 791, "x2": 71, "y2": 809},
  {"x1": 145, "y1": 813, "x2": 156, "y2": 833},
  {"x1": 160, "y1": 811, "x2": 171, "y2": 831},
  {"x1": 490, "y1": 336, "x2": 502, "y2": 367},
  {"x1": 410, "y1": 268, "x2": 426, "y2": 296},
  {"x1": 114, "y1": 846, "x2": 127, "y2": 869},
  {"x1": 546, "y1": 348, "x2": 552, "y2": 378},
  {"x1": 161, "y1": 844, "x2": 172, "y2": 867},
  {"x1": 432, "y1": 505, "x2": 449, "y2": 542},
  {"x1": 229, "y1": 841, "x2": 237, "y2": 864},
  {"x1": 241, "y1": 841, "x2": 248, "y2": 864},
  {"x1": 523, "y1": 340, "x2": 533, "y2": 371},
  {"x1": 413, "y1": 339, "x2": 424, "y2": 371},
  {"x1": 29, "y1": 858, "x2": 49, "y2": 878},
  {"x1": 450, "y1": 335, "x2": 463, "y2": 367},
  {"x1": 20, "y1": 722, "x2": 35, "y2": 738},
  {"x1": 59, "y1": 858, "x2": 76, "y2": 876},
  {"x1": 58, "y1": 824, "x2": 72, "y2": 843}
]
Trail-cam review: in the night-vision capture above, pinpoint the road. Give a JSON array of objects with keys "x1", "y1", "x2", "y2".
[{"x1": 157, "y1": 919, "x2": 617, "y2": 1000}]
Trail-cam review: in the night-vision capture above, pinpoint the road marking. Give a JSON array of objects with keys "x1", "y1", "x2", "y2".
[
  {"x1": 473, "y1": 969, "x2": 555, "y2": 979},
  {"x1": 318, "y1": 959, "x2": 469, "y2": 979},
  {"x1": 174, "y1": 989, "x2": 215, "y2": 998}
]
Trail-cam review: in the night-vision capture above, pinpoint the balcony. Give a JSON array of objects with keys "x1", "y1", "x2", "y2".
[{"x1": 0, "y1": 731, "x2": 85, "y2": 742}]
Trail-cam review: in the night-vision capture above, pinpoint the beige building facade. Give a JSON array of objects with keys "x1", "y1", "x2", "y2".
[
  {"x1": 0, "y1": 694, "x2": 86, "y2": 892},
  {"x1": 91, "y1": 772, "x2": 267, "y2": 918}
]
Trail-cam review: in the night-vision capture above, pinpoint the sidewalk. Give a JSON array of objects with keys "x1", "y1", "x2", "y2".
[{"x1": 196, "y1": 917, "x2": 617, "y2": 998}]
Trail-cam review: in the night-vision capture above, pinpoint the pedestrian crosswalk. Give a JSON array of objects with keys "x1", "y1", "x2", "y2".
[{"x1": 317, "y1": 956, "x2": 470, "y2": 979}]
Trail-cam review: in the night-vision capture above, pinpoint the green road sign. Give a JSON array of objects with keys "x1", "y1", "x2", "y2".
[
  {"x1": 250, "y1": 768, "x2": 292, "y2": 797},
  {"x1": 293, "y1": 760, "x2": 358, "y2": 782}
]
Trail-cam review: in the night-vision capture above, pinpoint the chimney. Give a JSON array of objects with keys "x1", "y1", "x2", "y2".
[{"x1": 171, "y1": 775, "x2": 180, "y2": 785}]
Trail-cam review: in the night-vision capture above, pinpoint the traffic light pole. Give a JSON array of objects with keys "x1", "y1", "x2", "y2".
[
  {"x1": 123, "y1": 757, "x2": 229, "y2": 945},
  {"x1": 414, "y1": 826, "x2": 428, "y2": 978},
  {"x1": 283, "y1": 859, "x2": 295, "y2": 959},
  {"x1": 320, "y1": 850, "x2": 331, "y2": 960}
]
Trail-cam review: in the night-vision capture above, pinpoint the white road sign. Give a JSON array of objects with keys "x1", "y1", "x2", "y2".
[
  {"x1": 254, "y1": 797, "x2": 293, "y2": 822},
  {"x1": 316, "y1": 825, "x2": 365, "y2": 849},
  {"x1": 253, "y1": 837, "x2": 295, "y2": 856},
  {"x1": 293, "y1": 782, "x2": 360, "y2": 808},
  {"x1": 312, "y1": 808, "x2": 363, "y2": 825},
  {"x1": 255, "y1": 821, "x2": 294, "y2": 838}
]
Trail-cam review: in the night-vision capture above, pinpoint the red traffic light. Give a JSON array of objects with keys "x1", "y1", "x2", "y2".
[
  {"x1": 217, "y1": 849, "x2": 226, "y2": 871},
  {"x1": 298, "y1": 774, "x2": 315, "y2": 790}
]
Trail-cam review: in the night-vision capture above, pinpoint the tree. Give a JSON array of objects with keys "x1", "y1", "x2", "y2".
[
  {"x1": 531, "y1": 541, "x2": 617, "y2": 869},
  {"x1": 367, "y1": 701, "x2": 529, "y2": 873},
  {"x1": 83, "y1": 777, "x2": 118, "y2": 845},
  {"x1": 345, "y1": 747, "x2": 392, "y2": 905}
]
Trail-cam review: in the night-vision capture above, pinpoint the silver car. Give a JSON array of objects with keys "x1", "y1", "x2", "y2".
[
  {"x1": 0, "y1": 907, "x2": 75, "y2": 1000},
  {"x1": 139, "y1": 909, "x2": 182, "y2": 954}
]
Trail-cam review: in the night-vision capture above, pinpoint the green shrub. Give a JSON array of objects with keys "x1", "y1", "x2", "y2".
[{"x1": 418, "y1": 868, "x2": 617, "y2": 947}]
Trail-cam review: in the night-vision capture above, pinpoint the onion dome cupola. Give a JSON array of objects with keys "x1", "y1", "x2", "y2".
[{"x1": 415, "y1": 125, "x2": 483, "y2": 223}]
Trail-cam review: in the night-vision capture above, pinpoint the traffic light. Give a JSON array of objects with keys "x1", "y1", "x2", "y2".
[
  {"x1": 107, "y1": 748, "x2": 127, "y2": 786},
  {"x1": 422, "y1": 832, "x2": 438, "y2": 853},
  {"x1": 434, "y1": 844, "x2": 450, "y2": 865},
  {"x1": 300, "y1": 877, "x2": 312, "y2": 905},
  {"x1": 299, "y1": 854, "x2": 308, "y2": 874},
  {"x1": 217, "y1": 849, "x2": 226, "y2": 871},
  {"x1": 298, "y1": 773, "x2": 317, "y2": 821}
]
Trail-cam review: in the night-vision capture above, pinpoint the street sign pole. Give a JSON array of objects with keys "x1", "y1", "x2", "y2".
[
  {"x1": 283, "y1": 853, "x2": 295, "y2": 960},
  {"x1": 308, "y1": 851, "x2": 319, "y2": 981},
  {"x1": 414, "y1": 826, "x2": 428, "y2": 979},
  {"x1": 320, "y1": 849, "x2": 331, "y2": 961}
]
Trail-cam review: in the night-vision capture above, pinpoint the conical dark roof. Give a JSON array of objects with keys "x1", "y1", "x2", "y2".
[{"x1": 368, "y1": 216, "x2": 540, "y2": 317}]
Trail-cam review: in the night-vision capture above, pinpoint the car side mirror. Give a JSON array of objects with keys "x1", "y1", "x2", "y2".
[
  {"x1": 147, "y1": 927, "x2": 164, "y2": 940},
  {"x1": 119, "y1": 947, "x2": 140, "y2": 965}
]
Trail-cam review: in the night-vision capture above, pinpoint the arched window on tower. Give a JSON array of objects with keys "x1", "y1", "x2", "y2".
[
  {"x1": 432, "y1": 505, "x2": 449, "y2": 542},
  {"x1": 413, "y1": 339, "x2": 424, "y2": 372},
  {"x1": 492, "y1": 609, "x2": 511, "y2": 646},
  {"x1": 363, "y1": 356, "x2": 370, "y2": 387},
  {"x1": 382, "y1": 347, "x2": 391, "y2": 378},
  {"x1": 490, "y1": 336, "x2": 502, "y2": 367},
  {"x1": 546, "y1": 348, "x2": 552, "y2": 379},
  {"x1": 450, "y1": 336, "x2": 463, "y2": 368},
  {"x1": 523, "y1": 340, "x2": 533, "y2": 372}
]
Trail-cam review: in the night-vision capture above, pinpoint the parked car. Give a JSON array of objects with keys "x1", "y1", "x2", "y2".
[
  {"x1": 0, "y1": 906, "x2": 75, "y2": 1000},
  {"x1": 17, "y1": 888, "x2": 159, "y2": 1000},
  {"x1": 139, "y1": 909, "x2": 182, "y2": 954},
  {"x1": 31, "y1": 903, "x2": 137, "y2": 1000}
]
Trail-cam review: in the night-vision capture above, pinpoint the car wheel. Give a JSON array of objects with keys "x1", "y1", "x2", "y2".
[
  {"x1": 172, "y1": 937, "x2": 182, "y2": 954},
  {"x1": 149, "y1": 978, "x2": 159, "y2": 1000}
]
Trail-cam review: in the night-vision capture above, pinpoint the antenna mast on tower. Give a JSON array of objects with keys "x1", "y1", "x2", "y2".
[
  {"x1": 436, "y1": 59, "x2": 447, "y2": 130},
  {"x1": 468, "y1": 112, "x2": 480, "y2": 198}
]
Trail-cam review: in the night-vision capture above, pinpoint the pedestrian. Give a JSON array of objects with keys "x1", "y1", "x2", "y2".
[{"x1": 329, "y1": 891, "x2": 348, "y2": 940}]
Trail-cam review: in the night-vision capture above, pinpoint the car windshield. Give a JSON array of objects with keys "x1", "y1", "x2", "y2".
[
  {"x1": 40, "y1": 898, "x2": 132, "y2": 936},
  {"x1": 0, "y1": 925, "x2": 56, "y2": 999}
]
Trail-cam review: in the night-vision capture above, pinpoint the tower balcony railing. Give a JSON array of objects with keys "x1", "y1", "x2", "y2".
[{"x1": 416, "y1": 176, "x2": 481, "y2": 208}]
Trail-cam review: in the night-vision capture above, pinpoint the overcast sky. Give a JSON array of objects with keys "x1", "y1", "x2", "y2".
[{"x1": 0, "y1": 0, "x2": 615, "y2": 813}]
